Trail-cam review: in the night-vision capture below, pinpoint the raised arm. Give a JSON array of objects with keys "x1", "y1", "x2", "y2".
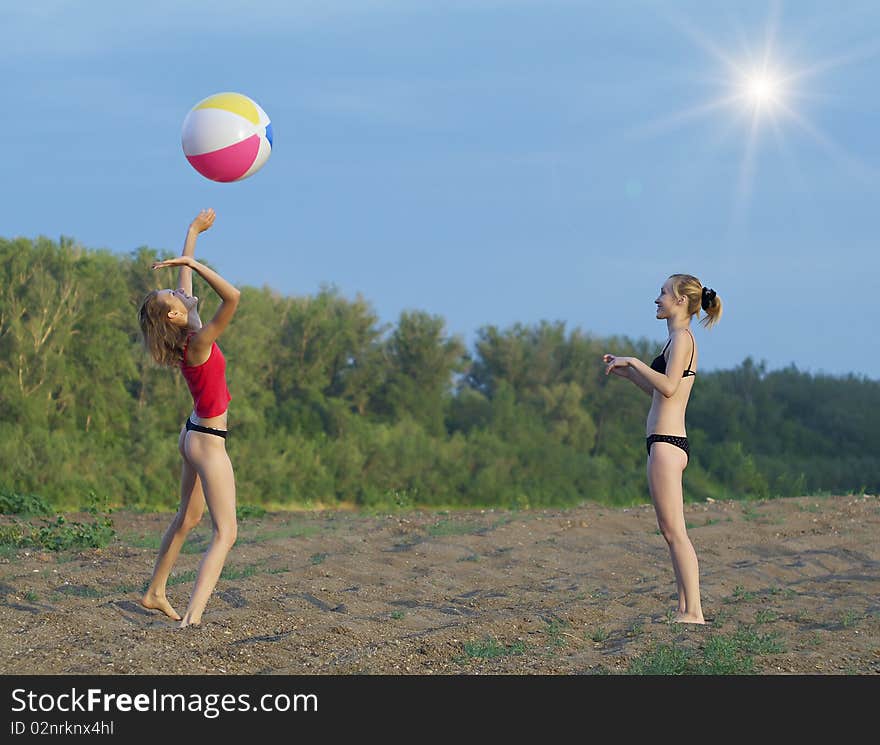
[
  {"x1": 177, "y1": 209, "x2": 216, "y2": 297},
  {"x1": 153, "y1": 255, "x2": 240, "y2": 362}
]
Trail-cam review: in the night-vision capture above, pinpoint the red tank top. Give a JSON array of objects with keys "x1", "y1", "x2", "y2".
[{"x1": 180, "y1": 335, "x2": 231, "y2": 418}]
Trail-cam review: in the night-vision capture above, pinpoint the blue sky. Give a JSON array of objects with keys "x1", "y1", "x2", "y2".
[{"x1": 2, "y1": 1, "x2": 879, "y2": 378}]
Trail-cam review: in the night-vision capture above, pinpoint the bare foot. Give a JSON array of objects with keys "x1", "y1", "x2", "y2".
[
  {"x1": 141, "y1": 592, "x2": 182, "y2": 621},
  {"x1": 673, "y1": 612, "x2": 707, "y2": 625},
  {"x1": 179, "y1": 620, "x2": 202, "y2": 629}
]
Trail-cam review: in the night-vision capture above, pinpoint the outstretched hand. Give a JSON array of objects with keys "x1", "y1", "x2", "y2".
[
  {"x1": 152, "y1": 256, "x2": 194, "y2": 270},
  {"x1": 189, "y1": 208, "x2": 216, "y2": 234},
  {"x1": 603, "y1": 353, "x2": 630, "y2": 377}
]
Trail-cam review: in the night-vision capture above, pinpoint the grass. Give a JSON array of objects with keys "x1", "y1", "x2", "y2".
[
  {"x1": 56, "y1": 585, "x2": 101, "y2": 598},
  {"x1": 627, "y1": 644, "x2": 691, "y2": 674},
  {"x1": 0, "y1": 490, "x2": 53, "y2": 516},
  {"x1": 839, "y1": 610, "x2": 861, "y2": 628},
  {"x1": 0, "y1": 514, "x2": 115, "y2": 552},
  {"x1": 590, "y1": 627, "x2": 609, "y2": 643},
  {"x1": 166, "y1": 570, "x2": 198, "y2": 587},
  {"x1": 309, "y1": 552, "x2": 328, "y2": 565},
  {"x1": 741, "y1": 506, "x2": 761, "y2": 522},
  {"x1": 544, "y1": 619, "x2": 569, "y2": 648},
  {"x1": 627, "y1": 625, "x2": 785, "y2": 675},
  {"x1": 461, "y1": 638, "x2": 526, "y2": 660},
  {"x1": 390, "y1": 610, "x2": 405, "y2": 620},
  {"x1": 244, "y1": 524, "x2": 322, "y2": 543},
  {"x1": 427, "y1": 519, "x2": 479, "y2": 537},
  {"x1": 725, "y1": 585, "x2": 757, "y2": 603},
  {"x1": 236, "y1": 504, "x2": 267, "y2": 520},
  {"x1": 220, "y1": 563, "x2": 261, "y2": 580},
  {"x1": 124, "y1": 532, "x2": 207, "y2": 554},
  {"x1": 113, "y1": 583, "x2": 141, "y2": 594},
  {"x1": 24, "y1": 590, "x2": 38, "y2": 602},
  {"x1": 754, "y1": 609, "x2": 778, "y2": 624}
]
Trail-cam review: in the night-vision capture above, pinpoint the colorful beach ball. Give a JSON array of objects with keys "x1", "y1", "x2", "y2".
[{"x1": 181, "y1": 92, "x2": 273, "y2": 182}]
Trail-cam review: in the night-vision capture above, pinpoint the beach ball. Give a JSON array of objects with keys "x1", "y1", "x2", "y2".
[{"x1": 181, "y1": 92, "x2": 273, "y2": 182}]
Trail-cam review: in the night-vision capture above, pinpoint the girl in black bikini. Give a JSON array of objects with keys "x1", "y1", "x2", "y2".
[{"x1": 603, "y1": 274, "x2": 722, "y2": 624}]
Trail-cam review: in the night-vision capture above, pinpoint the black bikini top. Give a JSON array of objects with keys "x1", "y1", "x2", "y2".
[{"x1": 650, "y1": 329, "x2": 696, "y2": 377}]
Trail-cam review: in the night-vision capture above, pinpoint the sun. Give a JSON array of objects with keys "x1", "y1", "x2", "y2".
[
  {"x1": 743, "y1": 70, "x2": 784, "y2": 111},
  {"x1": 631, "y1": 4, "x2": 874, "y2": 219}
]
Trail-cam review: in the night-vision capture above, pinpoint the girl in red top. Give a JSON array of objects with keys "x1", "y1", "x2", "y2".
[{"x1": 137, "y1": 208, "x2": 241, "y2": 628}]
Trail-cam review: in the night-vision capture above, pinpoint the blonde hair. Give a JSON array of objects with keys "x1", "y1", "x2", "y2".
[
  {"x1": 668, "y1": 274, "x2": 722, "y2": 329},
  {"x1": 138, "y1": 290, "x2": 189, "y2": 366}
]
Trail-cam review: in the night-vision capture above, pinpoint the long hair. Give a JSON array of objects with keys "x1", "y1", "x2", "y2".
[
  {"x1": 668, "y1": 274, "x2": 722, "y2": 329},
  {"x1": 138, "y1": 290, "x2": 189, "y2": 366}
]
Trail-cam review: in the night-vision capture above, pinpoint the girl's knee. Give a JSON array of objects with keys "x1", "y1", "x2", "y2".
[
  {"x1": 213, "y1": 523, "x2": 237, "y2": 549},
  {"x1": 658, "y1": 523, "x2": 687, "y2": 546},
  {"x1": 180, "y1": 511, "x2": 203, "y2": 533}
]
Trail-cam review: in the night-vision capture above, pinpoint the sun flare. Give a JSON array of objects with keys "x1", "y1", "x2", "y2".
[{"x1": 743, "y1": 70, "x2": 784, "y2": 111}]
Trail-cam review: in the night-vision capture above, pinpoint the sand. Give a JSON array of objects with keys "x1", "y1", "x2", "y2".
[{"x1": 1, "y1": 493, "x2": 878, "y2": 675}]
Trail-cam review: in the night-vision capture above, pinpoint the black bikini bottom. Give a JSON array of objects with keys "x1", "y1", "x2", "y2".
[
  {"x1": 186, "y1": 416, "x2": 227, "y2": 439},
  {"x1": 646, "y1": 434, "x2": 689, "y2": 459}
]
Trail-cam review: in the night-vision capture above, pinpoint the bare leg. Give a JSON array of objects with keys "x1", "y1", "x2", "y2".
[
  {"x1": 647, "y1": 443, "x2": 705, "y2": 624},
  {"x1": 141, "y1": 427, "x2": 206, "y2": 620},
  {"x1": 179, "y1": 430, "x2": 237, "y2": 628},
  {"x1": 648, "y1": 457, "x2": 687, "y2": 612}
]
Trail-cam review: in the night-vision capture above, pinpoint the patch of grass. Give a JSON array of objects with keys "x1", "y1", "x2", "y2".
[
  {"x1": 35, "y1": 514, "x2": 115, "y2": 552},
  {"x1": 0, "y1": 490, "x2": 53, "y2": 516},
  {"x1": 628, "y1": 621, "x2": 644, "y2": 638},
  {"x1": 462, "y1": 638, "x2": 526, "y2": 660},
  {"x1": 693, "y1": 635, "x2": 756, "y2": 674},
  {"x1": 590, "y1": 627, "x2": 609, "y2": 643},
  {"x1": 236, "y1": 504, "x2": 267, "y2": 520},
  {"x1": 220, "y1": 564, "x2": 260, "y2": 580},
  {"x1": 741, "y1": 506, "x2": 761, "y2": 522},
  {"x1": 799, "y1": 503, "x2": 822, "y2": 513},
  {"x1": 627, "y1": 644, "x2": 691, "y2": 675},
  {"x1": 628, "y1": 625, "x2": 784, "y2": 675},
  {"x1": 247, "y1": 524, "x2": 322, "y2": 542},
  {"x1": 729, "y1": 626, "x2": 785, "y2": 655},
  {"x1": 123, "y1": 531, "x2": 207, "y2": 555},
  {"x1": 544, "y1": 619, "x2": 569, "y2": 648},
  {"x1": 24, "y1": 590, "x2": 38, "y2": 602},
  {"x1": 427, "y1": 519, "x2": 477, "y2": 537},
  {"x1": 457, "y1": 554, "x2": 479, "y2": 562},
  {"x1": 56, "y1": 585, "x2": 101, "y2": 598},
  {"x1": 113, "y1": 583, "x2": 141, "y2": 594},
  {"x1": 167, "y1": 570, "x2": 197, "y2": 587},
  {"x1": 755, "y1": 609, "x2": 778, "y2": 624},
  {"x1": 0, "y1": 544, "x2": 19, "y2": 560},
  {"x1": 839, "y1": 610, "x2": 862, "y2": 628},
  {"x1": 309, "y1": 552, "x2": 328, "y2": 565},
  {"x1": 725, "y1": 585, "x2": 757, "y2": 603},
  {"x1": 0, "y1": 493, "x2": 115, "y2": 552},
  {"x1": 125, "y1": 533, "x2": 162, "y2": 550},
  {"x1": 390, "y1": 610, "x2": 405, "y2": 620},
  {"x1": 388, "y1": 489, "x2": 419, "y2": 510}
]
